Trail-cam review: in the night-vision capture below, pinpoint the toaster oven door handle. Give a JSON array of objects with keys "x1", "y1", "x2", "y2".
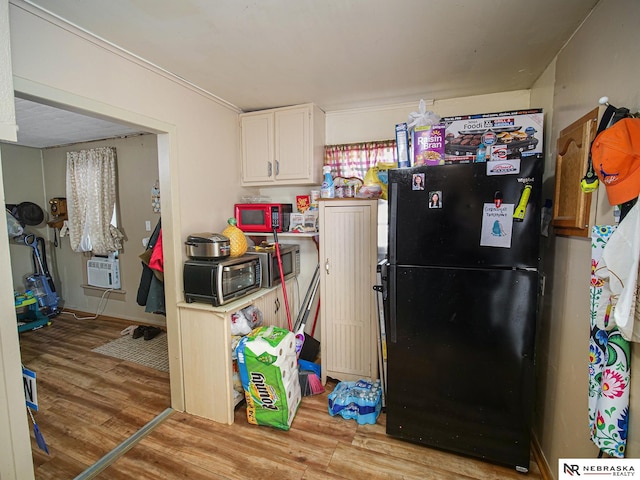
[
  {"x1": 223, "y1": 263, "x2": 251, "y2": 272},
  {"x1": 214, "y1": 266, "x2": 223, "y2": 305}
]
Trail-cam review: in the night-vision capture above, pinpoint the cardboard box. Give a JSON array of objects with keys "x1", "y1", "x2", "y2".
[
  {"x1": 289, "y1": 211, "x2": 318, "y2": 233},
  {"x1": 296, "y1": 195, "x2": 310, "y2": 213},
  {"x1": 442, "y1": 109, "x2": 543, "y2": 163},
  {"x1": 289, "y1": 213, "x2": 305, "y2": 233},
  {"x1": 412, "y1": 124, "x2": 445, "y2": 166},
  {"x1": 304, "y1": 211, "x2": 318, "y2": 232},
  {"x1": 395, "y1": 123, "x2": 410, "y2": 168}
]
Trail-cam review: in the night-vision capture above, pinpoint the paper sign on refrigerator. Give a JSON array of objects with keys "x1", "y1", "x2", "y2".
[{"x1": 480, "y1": 203, "x2": 514, "y2": 248}]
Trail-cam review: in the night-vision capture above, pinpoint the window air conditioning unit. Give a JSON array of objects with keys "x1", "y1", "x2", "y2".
[{"x1": 87, "y1": 257, "x2": 121, "y2": 289}]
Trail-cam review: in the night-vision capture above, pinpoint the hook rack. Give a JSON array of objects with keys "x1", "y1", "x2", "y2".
[{"x1": 598, "y1": 96, "x2": 640, "y2": 118}]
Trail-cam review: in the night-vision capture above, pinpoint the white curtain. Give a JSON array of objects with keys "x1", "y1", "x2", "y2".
[{"x1": 66, "y1": 147, "x2": 123, "y2": 255}]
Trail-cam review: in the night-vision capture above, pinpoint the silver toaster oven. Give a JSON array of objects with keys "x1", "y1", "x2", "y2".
[{"x1": 183, "y1": 255, "x2": 261, "y2": 306}]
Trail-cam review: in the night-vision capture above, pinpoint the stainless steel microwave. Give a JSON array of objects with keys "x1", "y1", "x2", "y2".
[
  {"x1": 245, "y1": 243, "x2": 300, "y2": 288},
  {"x1": 183, "y1": 255, "x2": 261, "y2": 306}
]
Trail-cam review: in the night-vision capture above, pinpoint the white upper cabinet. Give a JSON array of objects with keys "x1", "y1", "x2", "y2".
[{"x1": 240, "y1": 103, "x2": 325, "y2": 186}]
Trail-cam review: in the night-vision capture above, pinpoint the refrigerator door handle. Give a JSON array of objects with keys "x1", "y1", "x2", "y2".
[
  {"x1": 388, "y1": 264, "x2": 396, "y2": 343},
  {"x1": 389, "y1": 182, "x2": 398, "y2": 263}
]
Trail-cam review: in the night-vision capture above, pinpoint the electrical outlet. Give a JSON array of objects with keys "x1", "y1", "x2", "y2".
[{"x1": 145, "y1": 220, "x2": 151, "y2": 231}]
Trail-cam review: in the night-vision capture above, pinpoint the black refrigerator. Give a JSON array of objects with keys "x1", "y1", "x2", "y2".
[{"x1": 383, "y1": 154, "x2": 543, "y2": 472}]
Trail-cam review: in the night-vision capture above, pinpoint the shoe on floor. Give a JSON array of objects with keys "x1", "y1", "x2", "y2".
[
  {"x1": 132, "y1": 326, "x2": 147, "y2": 339},
  {"x1": 144, "y1": 326, "x2": 162, "y2": 341},
  {"x1": 120, "y1": 325, "x2": 137, "y2": 336}
]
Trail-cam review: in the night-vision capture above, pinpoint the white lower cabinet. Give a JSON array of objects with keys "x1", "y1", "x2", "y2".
[
  {"x1": 178, "y1": 280, "x2": 297, "y2": 425},
  {"x1": 319, "y1": 199, "x2": 378, "y2": 384},
  {"x1": 252, "y1": 278, "x2": 296, "y2": 328}
]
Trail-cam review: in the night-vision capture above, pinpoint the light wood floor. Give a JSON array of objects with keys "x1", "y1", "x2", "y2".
[{"x1": 19, "y1": 313, "x2": 544, "y2": 480}]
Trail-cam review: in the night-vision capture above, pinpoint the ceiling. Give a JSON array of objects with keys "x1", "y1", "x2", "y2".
[
  {"x1": 12, "y1": 97, "x2": 145, "y2": 149},
  {"x1": 9, "y1": 0, "x2": 600, "y2": 148}
]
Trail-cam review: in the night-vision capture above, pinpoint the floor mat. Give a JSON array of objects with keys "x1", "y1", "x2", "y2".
[{"x1": 91, "y1": 332, "x2": 169, "y2": 372}]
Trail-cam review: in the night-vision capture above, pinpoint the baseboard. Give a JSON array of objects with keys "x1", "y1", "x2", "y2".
[
  {"x1": 58, "y1": 309, "x2": 164, "y2": 327},
  {"x1": 532, "y1": 433, "x2": 554, "y2": 480}
]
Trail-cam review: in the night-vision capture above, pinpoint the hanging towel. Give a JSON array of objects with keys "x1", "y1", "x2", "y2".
[
  {"x1": 589, "y1": 225, "x2": 630, "y2": 457},
  {"x1": 595, "y1": 198, "x2": 640, "y2": 342}
]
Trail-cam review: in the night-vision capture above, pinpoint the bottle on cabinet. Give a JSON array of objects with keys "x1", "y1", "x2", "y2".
[{"x1": 320, "y1": 166, "x2": 335, "y2": 199}]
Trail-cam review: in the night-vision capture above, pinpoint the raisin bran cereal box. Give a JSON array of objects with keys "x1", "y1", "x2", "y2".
[{"x1": 412, "y1": 124, "x2": 445, "y2": 166}]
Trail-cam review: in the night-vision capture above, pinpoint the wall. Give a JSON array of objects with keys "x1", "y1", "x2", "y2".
[
  {"x1": 1, "y1": 143, "x2": 47, "y2": 288},
  {"x1": 38, "y1": 134, "x2": 163, "y2": 324},
  {"x1": 325, "y1": 90, "x2": 532, "y2": 145},
  {"x1": 534, "y1": 0, "x2": 640, "y2": 476}
]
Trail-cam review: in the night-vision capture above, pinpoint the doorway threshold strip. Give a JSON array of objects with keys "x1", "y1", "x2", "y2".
[{"x1": 73, "y1": 407, "x2": 174, "y2": 480}]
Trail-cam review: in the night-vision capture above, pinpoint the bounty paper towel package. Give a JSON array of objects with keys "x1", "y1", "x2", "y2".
[{"x1": 235, "y1": 326, "x2": 301, "y2": 430}]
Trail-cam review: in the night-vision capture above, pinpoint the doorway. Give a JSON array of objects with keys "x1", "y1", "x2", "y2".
[{"x1": 2, "y1": 95, "x2": 172, "y2": 478}]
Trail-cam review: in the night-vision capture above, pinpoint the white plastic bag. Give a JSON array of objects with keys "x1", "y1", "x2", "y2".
[
  {"x1": 230, "y1": 305, "x2": 264, "y2": 336},
  {"x1": 230, "y1": 310, "x2": 251, "y2": 336},
  {"x1": 407, "y1": 99, "x2": 441, "y2": 130},
  {"x1": 6, "y1": 210, "x2": 23, "y2": 238}
]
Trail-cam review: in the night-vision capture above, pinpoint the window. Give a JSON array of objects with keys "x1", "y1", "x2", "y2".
[
  {"x1": 324, "y1": 140, "x2": 395, "y2": 260},
  {"x1": 324, "y1": 140, "x2": 396, "y2": 179}
]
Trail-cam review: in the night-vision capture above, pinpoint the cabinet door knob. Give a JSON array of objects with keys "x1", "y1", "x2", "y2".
[
  {"x1": 275, "y1": 160, "x2": 280, "y2": 176},
  {"x1": 324, "y1": 258, "x2": 330, "y2": 275},
  {"x1": 267, "y1": 161, "x2": 273, "y2": 177}
]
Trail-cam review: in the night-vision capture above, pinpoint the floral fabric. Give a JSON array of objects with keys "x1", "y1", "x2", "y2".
[{"x1": 589, "y1": 225, "x2": 630, "y2": 457}]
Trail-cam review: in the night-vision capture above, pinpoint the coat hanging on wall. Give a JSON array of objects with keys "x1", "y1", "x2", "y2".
[{"x1": 137, "y1": 218, "x2": 165, "y2": 315}]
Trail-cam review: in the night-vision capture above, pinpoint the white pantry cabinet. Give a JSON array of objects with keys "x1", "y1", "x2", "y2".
[
  {"x1": 240, "y1": 103, "x2": 325, "y2": 186},
  {"x1": 319, "y1": 199, "x2": 378, "y2": 384}
]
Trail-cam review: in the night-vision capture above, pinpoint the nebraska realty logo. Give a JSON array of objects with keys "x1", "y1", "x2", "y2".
[{"x1": 560, "y1": 458, "x2": 639, "y2": 478}]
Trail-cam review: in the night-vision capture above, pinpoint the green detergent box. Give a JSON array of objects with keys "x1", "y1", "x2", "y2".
[{"x1": 235, "y1": 326, "x2": 301, "y2": 430}]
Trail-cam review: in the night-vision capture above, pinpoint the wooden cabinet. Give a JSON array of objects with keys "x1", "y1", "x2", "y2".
[
  {"x1": 552, "y1": 108, "x2": 598, "y2": 237},
  {"x1": 240, "y1": 103, "x2": 325, "y2": 186},
  {"x1": 319, "y1": 199, "x2": 378, "y2": 384}
]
